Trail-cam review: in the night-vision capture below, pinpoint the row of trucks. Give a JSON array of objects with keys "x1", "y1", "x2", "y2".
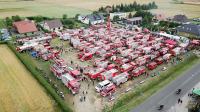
[{"x1": 50, "y1": 58, "x2": 81, "y2": 94}]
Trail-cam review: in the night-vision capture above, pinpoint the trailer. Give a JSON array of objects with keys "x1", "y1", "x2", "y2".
[
  {"x1": 112, "y1": 72, "x2": 129, "y2": 86},
  {"x1": 61, "y1": 74, "x2": 80, "y2": 94}
]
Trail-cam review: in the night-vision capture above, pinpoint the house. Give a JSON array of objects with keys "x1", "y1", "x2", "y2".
[
  {"x1": 43, "y1": 19, "x2": 63, "y2": 31},
  {"x1": 172, "y1": 14, "x2": 188, "y2": 23},
  {"x1": 123, "y1": 17, "x2": 142, "y2": 25},
  {"x1": 176, "y1": 24, "x2": 200, "y2": 38},
  {"x1": 110, "y1": 12, "x2": 127, "y2": 20},
  {"x1": 13, "y1": 20, "x2": 38, "y2": 34},
  {"x1": 78, "y1": 14, "x2": 104, "y2": 25}
]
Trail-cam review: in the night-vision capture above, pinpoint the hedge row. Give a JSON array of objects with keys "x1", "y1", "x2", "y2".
[
  {"x1": 110, "y1": 54, "x2": 198, "y2": 111},
  {"x1": 6, "y1": 42, "x2": 72, "y2": 112},
  {"x1": 0, "y1": 41, "x2": 6, "y2": 44}
]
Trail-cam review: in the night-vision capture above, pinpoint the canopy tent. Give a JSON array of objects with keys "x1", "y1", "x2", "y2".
[{"x1": 192, "y1": 89, "x2": 200, "y2": 96}]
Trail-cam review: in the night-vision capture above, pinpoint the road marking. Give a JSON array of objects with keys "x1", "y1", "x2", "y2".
[{"x1": 147, "y1": 70, "x2": 200, "y2": 112}]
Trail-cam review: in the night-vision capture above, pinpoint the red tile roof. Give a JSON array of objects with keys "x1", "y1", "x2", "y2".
[{"x1": 13, "y1": 20, "x2": 38, "y2": 34}]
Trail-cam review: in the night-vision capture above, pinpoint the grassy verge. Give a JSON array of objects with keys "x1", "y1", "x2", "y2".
[
  {"x1": 105, "y1": 54, "x2": 199, "y2": 112},
  {"x1": 6, "y1": 42, "x2": 72, "y2": 112}
]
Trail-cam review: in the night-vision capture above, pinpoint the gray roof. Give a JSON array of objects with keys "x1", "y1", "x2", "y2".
[
  {"x1": 45, "y1": 19, "x2": 63, "y2": 29},
  {"x1": 176, "y1": 24, "x2": 200, "y2": 36},
  {"x1": 86, "y1": 14, "x2": 104, "y2": 22},
  {"x1": 173, "y1": 14, "x2": 188, "y2": 23}
]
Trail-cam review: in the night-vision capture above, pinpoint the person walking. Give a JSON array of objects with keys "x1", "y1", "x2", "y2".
[{"x1": 178, "y1": 98, "x2": 181, "y2": 104}]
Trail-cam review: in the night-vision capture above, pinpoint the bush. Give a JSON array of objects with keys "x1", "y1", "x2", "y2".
[{"x1": 7, "y1": 42, "x2": 72, "y2": 112}]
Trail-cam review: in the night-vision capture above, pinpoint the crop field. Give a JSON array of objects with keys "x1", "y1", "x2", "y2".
[
  {"x1": 0, "y1": 0, "x2": 199, "y2": 18},
  {"x1": 0, "y1": 45, "x2": 58, "y2": 112}
]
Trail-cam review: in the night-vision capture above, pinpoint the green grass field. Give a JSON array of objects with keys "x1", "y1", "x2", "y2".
[
  {"x1": 0, "y1": 45, "x2": 59, "y2": 112},
  {"x1": 0, "y1": 0, "x2": 199, "y2": 18}
]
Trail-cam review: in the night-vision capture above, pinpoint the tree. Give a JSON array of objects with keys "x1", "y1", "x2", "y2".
[
  {"x1": 128, "y1": 13, "x2": 133, "y2": 18},
  {"x1": 134, "y1": 10, "x2": 153, "y2": 26},
  {"x1": 75, "y1": 14, "x2": 80, "y2": 20},
  {"x1": 113, "y1": 15, "x2": 120, "y2": 22},
  {"x1": 62, "y1": 14, "x2": 67, "y2": 19},
  {"x1": 11, "y1": 15, "x2": 21, "y2": 22},
  {"x1": 5, "y1": 17, "x2": 13, "y2": 27}
]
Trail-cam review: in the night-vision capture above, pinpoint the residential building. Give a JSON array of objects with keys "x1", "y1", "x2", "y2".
[
  {"x1": 176, "y1": 24, "x2": 200, "y2": 38},
  {"x1": 78, "y1": 14, "x2": 104, "y2": 25},
  {"x1": 43, "y1": 19, "x2": 63, "y2": 31}
]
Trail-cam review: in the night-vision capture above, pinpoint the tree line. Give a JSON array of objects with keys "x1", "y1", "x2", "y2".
[{"x1": 98, "y1": 1, "x2": 157, "y2": 13}]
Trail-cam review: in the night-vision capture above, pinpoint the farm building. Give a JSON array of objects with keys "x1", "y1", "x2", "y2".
[
  {"x1": 13, "y1": 20, "x2": 38, "y2": 34},
  {"x1": 78, "y1": 14, "x2": 104, "y2": 25},
  {"x1": 176, "y1": 24, "x2": 200, "y2": 38},
  {"x1": 123, "y1": 17, "x2": 142, "y2": 25},
  {"x1": 42, "y1": 19, "x2": 63, "y2": 31},
  {"x1": 110, "y1": 12, "x2": 127, "y2": 20},
  {"x1": 172, "y1": 14, "x2": 188, "y2": 23}
]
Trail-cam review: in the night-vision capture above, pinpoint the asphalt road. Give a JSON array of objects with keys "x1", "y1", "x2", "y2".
[{"x1": 130, "y1": 62, "x2": 200, "y2": 112}]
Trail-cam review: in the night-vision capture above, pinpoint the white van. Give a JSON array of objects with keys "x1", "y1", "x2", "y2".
[{"x1": 95, "y1": 80, "x2": 112, "y2": 92}]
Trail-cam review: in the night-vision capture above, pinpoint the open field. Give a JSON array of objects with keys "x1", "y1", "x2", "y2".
[
  {"x1": 0, "y1": 45, "x2": 58, "y2": 112},
  {"x1": 0, "y1": 0, "x2": 199, "y2": 18}
]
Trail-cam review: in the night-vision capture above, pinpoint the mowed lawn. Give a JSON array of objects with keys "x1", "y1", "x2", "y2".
[
  {"x1": 0, "y1": 45, "x2": 57, "y2": 112},
  {"x1": 0, "y1": 0, "x2": 199, "y2": 18}
]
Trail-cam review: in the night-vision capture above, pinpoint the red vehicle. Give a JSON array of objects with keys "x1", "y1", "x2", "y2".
[
  {"x1": 87, "y1": 68, "x2": 105, "y2": 79},
  {"x1": 70, "y1": 70, "x2": 82, "y2": 81},
  {"x1": 155, "y1": 57, "x2": 163, "y2": 65},
  {"x1": 120, "y1": 63, "x2": 134, "y2": 72},
  {"x1": 147, "y1": 62, "x2": 157, "y2": 70},
  {"x1": 132, "y1": 66, "x2": 146, "y2": 77},
  {"x1": 61, "y1": 74, "x2": 80, "y2": 94},
  {"x1": 100, "y1": 69, "x2": 118, "y2": 80},
  {"x1": 50, "y1": 64, "x2": 67, "y2": 79},
  {"x1": 80, "y1": 53, "x2": 93, "y2": 61},
  {"x1": 107, "y1": 64, "x2": 116, "y2": 70},
  {"x1": 100, "y1": 83, "x2": 116, "y2": 97},
  {"x1": 53, "y1": 58, "x2": 67, "y2": 68}
]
